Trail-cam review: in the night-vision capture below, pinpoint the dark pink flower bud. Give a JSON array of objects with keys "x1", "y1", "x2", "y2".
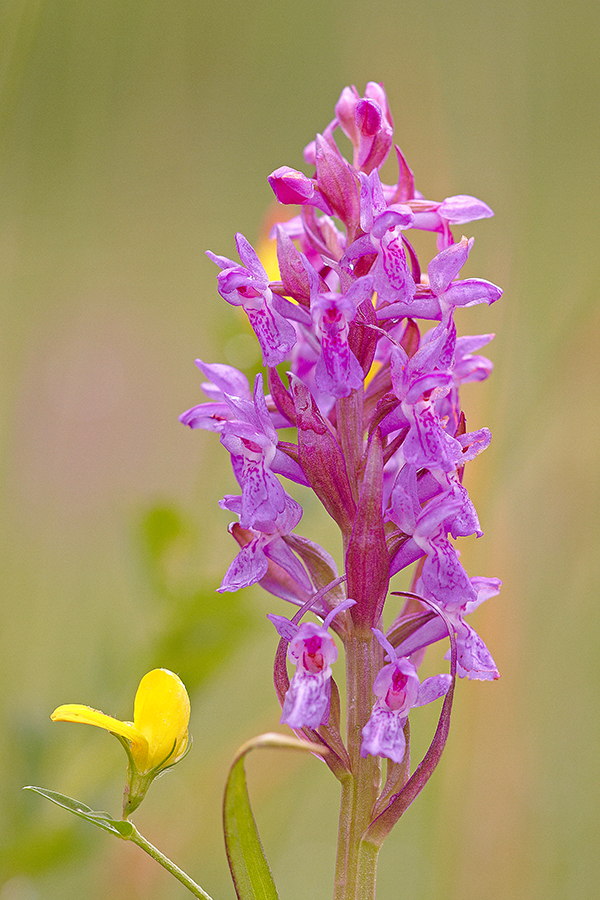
[
  {"x1": 268, "y1": 166, "x2": 333, "y2": 214},
  {"x1": 355, "y1": 98, "x2": 382, "y2": 137}
]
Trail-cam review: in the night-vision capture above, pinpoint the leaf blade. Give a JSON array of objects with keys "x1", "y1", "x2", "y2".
[
  {"x1": 23, "y1": 786, "x2": 134, "y2": 838},
  {"x1": 223, "y1": 733, "x2": 327, "y2": 900}
]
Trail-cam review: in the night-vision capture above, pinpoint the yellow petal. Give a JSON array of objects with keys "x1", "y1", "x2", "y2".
[
  {"x1": 51, "y1": 704, "x2": 148, "y2": 762},
  {"x1": 133, "y1": 669, "x2": 190, "y2": 772}
]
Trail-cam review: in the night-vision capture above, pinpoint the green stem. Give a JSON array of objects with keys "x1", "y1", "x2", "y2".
[
  {"x1": 126, "y1": 823, "x2": 215, "y2": 900},
  {"x1": 334, "y1": 773, "x2": 356, "y2": 897},
  {"x1": 354, "y1": 838, "x2": 380, "y2": 900},
  {"x1": 334, "y1": 630, "x2": 383, "y2": 900}
]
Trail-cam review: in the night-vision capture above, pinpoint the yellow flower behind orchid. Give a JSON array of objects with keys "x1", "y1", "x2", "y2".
[{"x1": 51, "y1": 668, "x2": 191, "y2": 816}]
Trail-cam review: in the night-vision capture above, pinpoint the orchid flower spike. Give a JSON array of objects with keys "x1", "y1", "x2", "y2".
[
  {"x1": 51, "y1": 668, "x2": 191, "y2": 816},
  {"x1": 269, "y1": 599, "x2": 356, "y2": 729},
  {"x1": 361, "y1": 629, "x2": 450, "y2": 764}
]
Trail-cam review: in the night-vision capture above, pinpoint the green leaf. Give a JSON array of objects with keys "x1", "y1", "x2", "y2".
[
  {"x1": 23, "y1": 786, "x2": 134, "y2": 838},
  {"x1": 223, "y1": 733, "x2": 327, "y2": 900}
]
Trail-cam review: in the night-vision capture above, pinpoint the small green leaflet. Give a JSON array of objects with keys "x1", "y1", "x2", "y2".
[{"x1": 23, "y1": 786, "x2": 134, "y2": 838}]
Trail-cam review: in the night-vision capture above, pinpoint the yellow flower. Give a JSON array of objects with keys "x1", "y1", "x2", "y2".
[{"x1": 51, "y1": 668, "x2": 191, "y2": 816}]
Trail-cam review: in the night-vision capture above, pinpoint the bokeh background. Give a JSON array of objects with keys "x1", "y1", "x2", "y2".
[{"x1": 1, "y1": 1, "x2": 599, "y2": 898}]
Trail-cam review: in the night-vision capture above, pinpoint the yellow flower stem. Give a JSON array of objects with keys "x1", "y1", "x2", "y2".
[{"x1": 125, "y1": 822, "x2": 215, "y2": 900}]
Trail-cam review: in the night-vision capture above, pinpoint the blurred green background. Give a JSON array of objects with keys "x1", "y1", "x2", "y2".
[{"x1": 1, "y1": 1, "x2": 599, "y2": 898}]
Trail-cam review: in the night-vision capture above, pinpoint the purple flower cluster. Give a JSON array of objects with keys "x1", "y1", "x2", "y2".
[{"x1": 181, "y1": 82, "x2": 501, "y2": 767}]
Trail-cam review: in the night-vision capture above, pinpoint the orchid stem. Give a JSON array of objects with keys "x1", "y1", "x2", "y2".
[{"x1": 334, "y1": 630, "x2": 382, "y2": 899}]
